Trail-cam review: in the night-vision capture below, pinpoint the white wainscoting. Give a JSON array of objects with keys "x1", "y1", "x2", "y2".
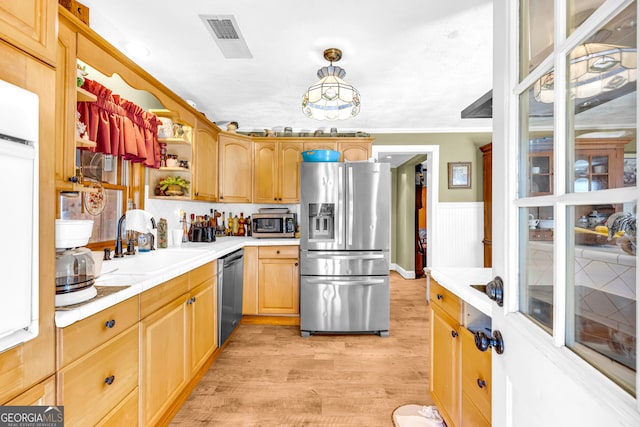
[{"x1": 431, "y1": 202, "x2": 484, "y2": 268}]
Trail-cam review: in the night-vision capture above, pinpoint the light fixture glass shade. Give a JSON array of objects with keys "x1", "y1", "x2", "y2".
[
  {"x1": 534, "y1": 43, "x2": 637, "y2": 103},
  {"x1": 302, "y1": 65, "x2": 361, "y2": 120}
]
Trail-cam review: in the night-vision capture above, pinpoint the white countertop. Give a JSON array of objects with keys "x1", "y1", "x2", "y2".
[
  {"x1": 426, "y1": 267, "x2": 495, "y2": 317},
  {"x1": 55, "y1": 237, "x2": 300, "y2": 328}
]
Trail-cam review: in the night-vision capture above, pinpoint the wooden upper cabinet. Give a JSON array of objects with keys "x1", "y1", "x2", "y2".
[
  {"x1": 303, "y1": 140, "x2": 338, "y2": 152},
  {"x1": 0, "y1": 0, "x2": 56, "y2": 65},
  {"x1": 253, "y1": 141, "x2": 277, "y2": 204},
  {"x1": 339, "y1": 140, "x2": 372, "y2": 161},
  {"x1": 218, "y1": 132, "x2": 253, "y2": 203},
  {"x1": 279, "y1": 142, "x2": 302, "y2": 203},
  {"x1": 193, "y1": 119, "x2": 218, "y2": 201},
  {"x1": 55, "y1": 18, "x2": 78, "y2": 190},
  {"x1": 254, "y1": 141, "x2": 301, "y2": 204}
]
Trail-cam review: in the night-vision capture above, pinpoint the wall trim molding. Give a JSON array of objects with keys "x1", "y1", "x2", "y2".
[{"x1": 390, "y1": 263, "x2": 416, "y2": 279}]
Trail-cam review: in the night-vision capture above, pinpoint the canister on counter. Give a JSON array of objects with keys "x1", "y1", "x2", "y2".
[{"x1": 157, "y1": 218, "x2": 168, "y2": 248}]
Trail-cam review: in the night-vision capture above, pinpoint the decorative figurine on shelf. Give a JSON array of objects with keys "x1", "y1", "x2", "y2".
[
  {"x1": 76, "y1": 64, "x2": 87, "y2": 88},
  {"x1": 264, "y1": 129, "x2": 275, "y2": 137},
  {"x1": 75, "y1": 111, "x2": 88, "y2": 140},
  {"x1": 227, "y1": 121, "x2": 239, "y2": 132}
]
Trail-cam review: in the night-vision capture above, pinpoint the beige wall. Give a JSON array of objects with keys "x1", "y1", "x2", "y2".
[{"x1": 373, "y1": 132, "x2": 492, "y2": 202}]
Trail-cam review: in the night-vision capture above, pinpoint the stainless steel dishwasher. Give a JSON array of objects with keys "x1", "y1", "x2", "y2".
[{"x1": 217, "y1": 248, "x2": 244, "y2": 347}]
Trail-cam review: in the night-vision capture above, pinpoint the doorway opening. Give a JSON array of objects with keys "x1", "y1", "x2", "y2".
[{"x1": 372, "y1": 145, "x2": 440, "y2": 279}]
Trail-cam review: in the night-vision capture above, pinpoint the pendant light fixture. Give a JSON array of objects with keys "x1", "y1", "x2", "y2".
[
  {"x1": 302, "y1": 48, "x2": 361, "y2": 121},
  {"x1": 534, "y1": 43, "x2": 637, "y2": 103}
]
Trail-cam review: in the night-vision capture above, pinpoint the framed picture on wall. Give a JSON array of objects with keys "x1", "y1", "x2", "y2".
[
  {"x1": 448, "y1": 162, "x2": 471, "y2": 189},
  {"x1": 623, "y1": 154, "x2": 636, "y2": 187}
]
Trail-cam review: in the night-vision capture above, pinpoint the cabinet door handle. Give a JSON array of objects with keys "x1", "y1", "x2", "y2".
[
  {"x1": 295, "y1": 262, "x2": 299, "y2": 267},
  {"x1": 451, "y1": 330, "x2": 458, "y2": 338},
  {"x1": 105, "y1": 319, "x2": 116, "y2": 328},
  {"x1": 104, "y1": 375, "x2": 115, "y2": 385},
  {"x1": 436, "y1": 293, "x2": 444, "y2": 300},
  {"x1": 276, "y1": 250, "x2": 280, "y2": 254},
  {"x1": 477, "y1": 378, "x2": 487, "y2": 389}
]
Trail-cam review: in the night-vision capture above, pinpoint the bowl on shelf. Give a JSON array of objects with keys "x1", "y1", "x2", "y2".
[
  {"x1": 538, "y1": 218, "x2": 554, "y2": 229},
  {"x1": 301, "y1": 149, "x2": 340, "y2": 162}
]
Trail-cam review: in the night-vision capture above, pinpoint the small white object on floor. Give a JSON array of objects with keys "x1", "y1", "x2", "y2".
[{"x1": 392, "y1": 404, "x2": 445, "y2": 427}]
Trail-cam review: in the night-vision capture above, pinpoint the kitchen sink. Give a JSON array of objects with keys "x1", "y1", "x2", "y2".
[{"x1": 102, "y1": 247, "x2": 208, "y2": 275}]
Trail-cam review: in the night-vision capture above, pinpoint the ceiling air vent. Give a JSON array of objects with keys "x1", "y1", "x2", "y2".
[{"x1": 200, "y1": 15, "x2": 253, "y2": 59}]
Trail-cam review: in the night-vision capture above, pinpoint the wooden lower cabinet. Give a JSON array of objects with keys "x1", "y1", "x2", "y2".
[
  {"x1": 242, "y1": 246, "x2": 259, "y2": 315},
  {"x1": 57, "y1": 325, "x2": 139, "y2": 427},
  {"x1": 431, "y1": 305, "x2": 461, "y2": 427},
  {"x1": 7, "y1": 376, "x2": 55, "y2": 406},
  {"x1": 430, "y1": 279, "x2": 492, "y2": 427},
  {"x1": 97, "y1": 388, "x2": 139, "y2": 427},
  {"x1": 140, "y1": 262, "x2": 217, "y2": 426},
  {"x1": 140, "y1": 292, "x2": 189, "y2": 426},
  {"x1": 243, "y1": 245, "x2": 300, "y2": 316},
  {"x1": 461, "y1": 328, "x2": 491, "y2": 426},
  {"x1": 258, "y1": 246, "x2": 300, "y2": 314}
]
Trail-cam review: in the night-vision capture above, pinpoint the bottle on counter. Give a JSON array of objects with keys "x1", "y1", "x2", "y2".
[
  {"x1": 237, "y1": 213, "x2": 246, "y2": 236},
  {"x1": 181, "y1": 210, "x2": 189, "y2": 242},
  {"x1": 188, "y1": 213, "x2": 195, "y2": 241},
  {"x1": 232, "y1": 214, "x2": 239, "y2": 235},
  {"x1": 226, "y1": 212, "x2": 233, "y2": 236}
]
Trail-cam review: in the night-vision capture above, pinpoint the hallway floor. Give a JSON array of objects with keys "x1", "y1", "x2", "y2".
[{"x1": 170, "y1": 271, "x2": 432, "y2": 426}]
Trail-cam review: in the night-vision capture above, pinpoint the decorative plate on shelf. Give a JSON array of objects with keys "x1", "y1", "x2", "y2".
[{"x1": 84, "y1": 182, "x2": 106, "y2": 215}]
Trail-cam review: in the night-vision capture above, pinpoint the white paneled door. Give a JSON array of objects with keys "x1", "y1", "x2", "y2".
[{"x1": 492, "y1": 1, "x2": 639, "y2": 426}]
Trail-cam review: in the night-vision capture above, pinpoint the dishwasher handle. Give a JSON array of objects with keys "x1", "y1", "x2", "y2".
[{"x1": 222, "y1": 249, "x2": 244, "y2": 265}]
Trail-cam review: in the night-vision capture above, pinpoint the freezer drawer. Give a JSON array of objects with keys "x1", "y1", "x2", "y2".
[
  {"x1": 300, "y1": 250, "x2": 389, "y2": 276},
  {"x1": 300, "y1": 275, "x2": 389, "y2": 336}
]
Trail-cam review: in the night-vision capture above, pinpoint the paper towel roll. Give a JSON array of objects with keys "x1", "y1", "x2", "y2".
[{"x1": 125, "y1": 209, "x2": 154, "y2": 233}]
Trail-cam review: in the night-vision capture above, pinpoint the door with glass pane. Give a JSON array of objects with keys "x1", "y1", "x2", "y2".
[{"x1": 492, "y1": 1, "x2": 639, "y2": 426}]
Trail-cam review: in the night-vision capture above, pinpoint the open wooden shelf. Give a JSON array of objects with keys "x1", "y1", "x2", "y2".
[
  {"x1": 76, "y1": 137, "x2": 97, "y2": 148},
  {"x1": 76, "y1": 86, "x2": 97, "y2": 102}
]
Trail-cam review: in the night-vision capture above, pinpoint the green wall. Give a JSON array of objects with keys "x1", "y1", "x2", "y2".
[
  {"x1": 376, "y1": 132, "x2": 491, "y2": 273},
  {"x1": 391, "y1": 155, "x2": 427, "y2": 271},
  {"x1": 373, "y1": 132, "x2": 492, "y2": 202}
]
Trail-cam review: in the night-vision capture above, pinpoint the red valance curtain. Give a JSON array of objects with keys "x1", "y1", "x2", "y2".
[{"x1": 77, "y1": 78, "x2": 161, "y2": 168}]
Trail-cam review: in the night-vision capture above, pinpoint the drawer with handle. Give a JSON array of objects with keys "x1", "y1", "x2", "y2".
[
  {"x1": 57, "y1": 324, "x2": 139, "y2": 427},
  {"x1": 430, "y1": 279, "x2": 462, "y2": 322},
  {"x1": 57, "y1": 296, "x2": 139, "y2": 367}
]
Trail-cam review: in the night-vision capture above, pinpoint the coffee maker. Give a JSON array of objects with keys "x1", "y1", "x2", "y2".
[{"x1": 55, "y1": 220, "x2": 98, "y2": 307}]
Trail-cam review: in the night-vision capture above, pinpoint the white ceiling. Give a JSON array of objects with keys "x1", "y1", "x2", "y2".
[{"x1": 79, "y1": 0, "x2": 494, "y2": 135}]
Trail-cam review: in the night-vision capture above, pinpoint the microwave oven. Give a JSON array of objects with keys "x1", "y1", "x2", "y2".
[{"x1": 252, "y1": 213, "x2": 296, "y2": 238}]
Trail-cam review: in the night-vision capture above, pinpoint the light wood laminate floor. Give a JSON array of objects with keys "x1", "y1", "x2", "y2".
[{"x1": 170, "y1": 271, "x2": 432, "y2": 426}]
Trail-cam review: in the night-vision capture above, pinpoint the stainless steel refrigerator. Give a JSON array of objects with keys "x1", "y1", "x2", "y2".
[{"x1": 300, "y1": 162, "x2": 391, "y2": 337}]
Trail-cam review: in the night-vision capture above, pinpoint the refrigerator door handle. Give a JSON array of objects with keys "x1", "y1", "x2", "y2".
[
  {"x1": 304, "y1": 253, "x2": 386, "y2": 260},
  {"x1": 303, "y1": 278, "x2": 386, "y2": 286},
  {"x1": 347, "y1": 166, "x2": 354, "y2": 246},
  {"x1": 338, "y1": 165, "x2": 344, "y2": 246}
]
